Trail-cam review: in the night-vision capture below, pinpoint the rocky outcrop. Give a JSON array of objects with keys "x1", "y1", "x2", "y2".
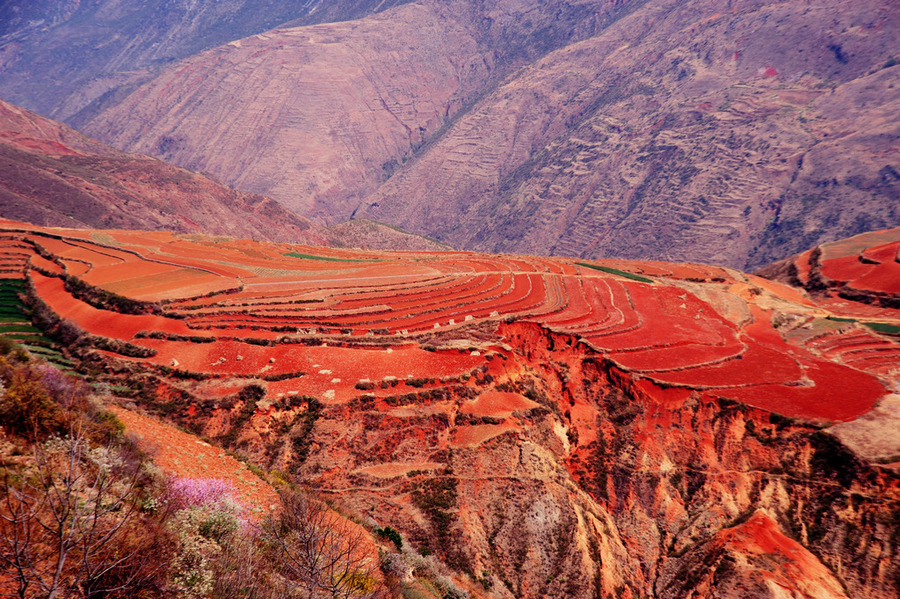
[{"x1": 228, "y1": 322, "x2": 899, "y2": 598}]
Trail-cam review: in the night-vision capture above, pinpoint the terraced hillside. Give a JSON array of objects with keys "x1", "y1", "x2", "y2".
[{"x1": 2, "y1": 218, "x2": 899, "y2": 598}]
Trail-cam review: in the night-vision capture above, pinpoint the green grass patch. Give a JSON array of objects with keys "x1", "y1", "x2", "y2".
[
  {"x1": 826, "y1": 316, "x2": 857, "y2": 323},
  {"x1": 14, "y1": 335, "x2": 54, "y2": 345},
  {"x1": 824, "y1": 316, "x2": 900, "y2": 335},
  {"x1": 863, "y1": 322, "x2": 900, "y2": 335},
  {"x1": 3, "y1": 333, "x2": 43, "y2": 341},
  {"x1": 283, "y1": 252, "x2": 377, "y2": 263},
  {"x1": 576, "y1": 263, "x2": 653, "y2": 283},
  {"x1": 0, "y1": 315, "x2": 28, "y2": 323},
  {"x1": 0, "y1": 324, "x2": 42, "y2": 334}
]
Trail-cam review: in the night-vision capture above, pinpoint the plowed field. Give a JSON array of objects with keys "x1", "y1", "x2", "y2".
[{"x1": 2, "y1": 220, "x2": 897, "y2": 424}]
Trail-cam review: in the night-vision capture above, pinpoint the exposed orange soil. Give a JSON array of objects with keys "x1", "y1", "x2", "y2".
[
  {"x1": 29, "y1": 254, "x2": 63, "y2": 274},
  {"x1": 810, "y1": 228, "x2": 900, "y2": 297},
  {"x1": 109, "y1": 405, "x2": 280, "y2": 515},
  {"x1": 649, "y1": 340, "x2": 801, "y2": 387},
  {"x1": 460, "y1": 391, "x2": 540, "y2": 418},
  {"x1": 121, "y1": 338, "x2": 483, "y2": 403},
  {"x1": 713, "y1": 511, "x2": 848, "y2": 596},
  {"x1": 853, "y1": 262, "x2": 900, "y2": 294},
  {"x1": 794, "y1": 249, "x2": 813, "y2": 284},
  {"x1": 744, "y1": 274, "x2": 816, "y2": 307},
  {"x1": 717, "y1": 359, "x2": 884, "y2": 422},
  {"x1": 820, "y1": 255, "x2": 875, "y2": 283},
  {"x1": 62, "y1": 260, "x2": 91, "y2": 276},
  {"x1": 861, "y1": 241, "x2": 900, "y2": 263},
  {"x1": 29, "y1": 237, "x2": 128, "y2": 269},
  {"x1": 2, "y1": 220, "x2": 896, "y2": 425},
  {"x1": 31, "y1": 270, "x2": 197, "y2": 338},
  {"x1": 451, "y1": 423, "x2": 520, "y2": 448}
]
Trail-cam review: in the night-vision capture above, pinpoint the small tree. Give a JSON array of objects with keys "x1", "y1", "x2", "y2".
[
  {"x1": 0, "y1": 433, "x2": 152, "y2": 598},
  {"x1": 265, "y1": 491, "x2": 380, "y2": 599}
]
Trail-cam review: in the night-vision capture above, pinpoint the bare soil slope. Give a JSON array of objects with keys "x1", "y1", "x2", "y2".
[
  {"x1": 0, "y1": 0, "x2": 413, "y2": 121},
  {"x1": 80, "y1": 0, "x2": 635, "y2": 221}
]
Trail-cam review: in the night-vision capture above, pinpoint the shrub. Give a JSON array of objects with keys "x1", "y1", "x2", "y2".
[
  {"x1": 376, "y1": 525, "x2": 404, "y2": 550},
  {"x1": 166, "y1": 477, "x2": 238, "y2": 510}
]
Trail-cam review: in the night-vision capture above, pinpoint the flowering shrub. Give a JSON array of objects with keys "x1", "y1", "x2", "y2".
[
  {"x1": 166, "y1": 478, "x2": 247, "y2": 598},
  {"x1": 165, "y1": 477, "x2": 237, "y2": 510}
]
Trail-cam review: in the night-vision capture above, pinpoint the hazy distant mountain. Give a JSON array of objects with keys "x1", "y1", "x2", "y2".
[
  {"x1": 76, "y1": 0, "x2": 634, "y2": 217},
  {"x1": 11, "y1": 0, "x2": 899, "y2": 269}
]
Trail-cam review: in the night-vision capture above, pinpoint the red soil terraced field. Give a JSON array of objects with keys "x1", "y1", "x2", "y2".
[
  {"x1": 763, "y1": 227, "x2": 900, "y2": 317},
  {"x1": 1, "y1": 220, "x2": 898, "y2": 426}
]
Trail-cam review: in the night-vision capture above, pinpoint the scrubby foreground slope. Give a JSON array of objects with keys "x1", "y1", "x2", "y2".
[{"x1": 1, "y1": 219, "x2": 898, "y2": 598}]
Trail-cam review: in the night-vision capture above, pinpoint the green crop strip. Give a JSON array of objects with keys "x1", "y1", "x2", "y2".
[
  {"x1": 576, "y1": 263, "x2": 653, "y2": 283},
  {"x1": 825, "y1": 316, "x2": 857, "y2": 323},
  {"x1": 863, "y1": 321, "x2": 900, "y2": 335},
  {"x1": 283, "y1": 252, "x2": 378, "y2": 263},
  {"x1": 825, "y1": 315, "x2": 900, "y2": 335}
]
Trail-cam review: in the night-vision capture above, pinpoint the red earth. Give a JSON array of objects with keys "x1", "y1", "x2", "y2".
[{"x1": 2, "y1": 220, "x2": 897, "y2": 424}]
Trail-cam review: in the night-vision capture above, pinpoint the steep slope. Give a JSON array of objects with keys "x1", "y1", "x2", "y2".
[
  {"x1": 0, "y1": 0, "x2": 412, "y2": 122},
  {"x1": 79, "y1": 0, "x2": 646, "y2": 220},
  {"x1": 361, "y1": 0, "x2": 900, "y2": 269},
  {"x1": 0, "y1": 98, "x2": 340, "y2": 244},
  {"x1": 76, "y1": 0, "x2": 900, "y2": 269},
  {"x1": 81, "y1": 2, "x2": 490, "y2": 219},
  {"x1": 2, "y1": 219, "x2": 898, "y2": 598}
]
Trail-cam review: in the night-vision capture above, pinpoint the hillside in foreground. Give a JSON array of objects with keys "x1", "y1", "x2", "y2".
[{"x1": 0, "y1": 219, "x2": 898, "y2": 598}]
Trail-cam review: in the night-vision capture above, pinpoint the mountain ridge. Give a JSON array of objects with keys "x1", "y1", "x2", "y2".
[{"x1": 67, "y1": 0, "x2": 900, "y2": 269}]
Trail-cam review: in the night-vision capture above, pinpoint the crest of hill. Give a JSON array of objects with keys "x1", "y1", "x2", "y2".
[{"x1": 329, "y1": 219, "x2": 451, "y2": 251}]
